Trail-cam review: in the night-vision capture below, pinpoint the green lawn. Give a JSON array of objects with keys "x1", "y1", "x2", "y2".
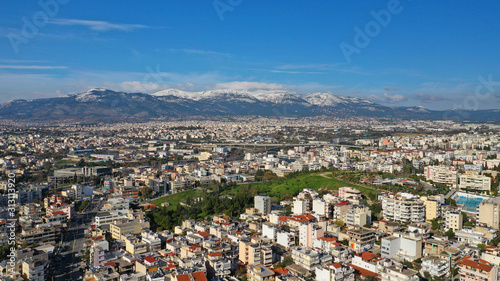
[
  {"x1": 150, "y1": 189, "x2": 203, "y2": 210},
  {"x1": 229, "y1": 172, "x2": 378, "y2": 201},
  {"x1": 150, "y1": 171, "x2": 379, "y2": 211}
]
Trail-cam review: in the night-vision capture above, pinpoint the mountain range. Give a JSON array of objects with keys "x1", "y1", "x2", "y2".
[{"x1": 0, "y1": 88, "x2": 498, "y2": 123}]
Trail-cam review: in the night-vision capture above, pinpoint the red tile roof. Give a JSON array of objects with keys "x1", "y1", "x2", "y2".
[
  {"x1": 144, "y1": 256, "x2": 157, "y2": 263},
  {"x1": 458, "y1": 256, "x2": 493, "y2": 272},
  {"x1": 208, "y1": 252, "x2": 222, "y2": 257},
  {"x1": 197, "y1": 231, "x2": 211, "y2": 238},
  {"x1": 360, "y1": 251, "x2": 379, "y2": 261},
  {"x1": 318, "y1": 237, "x2": 337, "y2": 242},
  {"x1": 332, "y1": 263, "x2": 342, "y2": 269},
  {"x1": 177, "y1": 274, "x2": 191, "y2": 281},
  {"x1": 189, "y1": 244, "x2": 201, "y2": 251},
  {"x1": 274, "y1": 267, "x2": 289, "y2": 275},
  {"x1": 177, "y1": 272, "x2": 207, "y2": 281},
  {"x1": 278, "y1": 216, "x2": 289, "y2": 222},
  {"x1": 347, "y1": 263, "x2": 378, "y2": 277},
  {"x1": 165, "y1": 263, "x2": 176, "y2": 270}
]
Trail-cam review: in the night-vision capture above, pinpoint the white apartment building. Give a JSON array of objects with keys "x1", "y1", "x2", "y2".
[
  {"x1": 313, "y1": 199, "x2": 329, "y2": 217},
  {"x1": 381, "y1": 234, "x2": 422, "y2": 261},
  {"x1": 291, "y1": 247, "x2": 320, "y2": 271},
  {"x1": 316, "y1": 263, "x2": 355, "y2": 281},
  {"x1": 94, "y1": 210, "x2": 128, "y2": 226},
  {"x1": 425, "y1": 166, "x2": 458, "y2": 187},
  {"x1": 455, "y1": 228, "x2": 489, "y2": 245},
  {"x1": 276, "y1": 231, "x2": 295, "y2": 249},
  {"x1": 344, "y1": 205, "x2": 371, "y2": 227},
  {"x1": 338, "y1": 187, "x2": 362, "y2": 204},
  {"x1": 382, "y1": 192, "x2": 425, "y2": 223},
  {"x1": 255, "y1": 195, "x2": 271, "y2": 215},
  {"x1": 22, "y1": 258, "x2": 47, "y2": 281},
  {"x1": 294, "y1": 198, "x2": 309, "y2": 215},
  {"x1": 419, "y1": 255, "x2": 450, "y2": 278},
  {"x1": 459, "y1": 174, "x2": 491, "y2": 192},
  {"x1": 379, "y1": 265, "x2": 419, "y2": 281},
  {"x1": 444, "y1": 210, "x2": 463, "y2": 231},
  {"x1": 262, "y1": 223, "x2": 277, "y2": 240}
]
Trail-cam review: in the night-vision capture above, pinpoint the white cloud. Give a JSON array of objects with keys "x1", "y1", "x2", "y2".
[
  {"x1": 366, "y1": 93, "x2": 408, "y2": 103},
  {"x1": 119, "y1": 81, "x2": 162, "y2": 92},
  {"x1": 49, "y1": 19, "x2": 148, "y2": 31}
]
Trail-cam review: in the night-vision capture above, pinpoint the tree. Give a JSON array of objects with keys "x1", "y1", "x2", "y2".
[
  {"x1": 141, "y1": 187, "x2": 153, "y2": 198},
  {"x1": 431, "y1": 219, "x2": 440, "y2": 230},
  {"x1": 363, "y1": 276, "x2": 377, "y2": 281},
  {"x1": 445, "y1": 229, "x2": 455, "y2": 239}
]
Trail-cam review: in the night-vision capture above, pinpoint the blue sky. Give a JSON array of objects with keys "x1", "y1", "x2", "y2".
[{"x1": 1, "y1": 0, "x2": 500, "y2": 109}]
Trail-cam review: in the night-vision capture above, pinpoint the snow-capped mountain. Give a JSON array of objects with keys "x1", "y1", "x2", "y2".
[
  {"x1": 305, "y1": 92, "x2": 374, "y2": 106},
  {"x1": 1, "y1": 88, "x2": 499, "y2": 122}
]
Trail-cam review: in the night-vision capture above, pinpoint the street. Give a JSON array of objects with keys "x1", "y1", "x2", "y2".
[{"x1": 50, "y1": 196, "x2": 106, "y2": 281}]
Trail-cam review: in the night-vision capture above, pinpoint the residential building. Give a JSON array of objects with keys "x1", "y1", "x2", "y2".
[
  {"x1": 479, "y1": 199, "x2": 500, "y2": 230},
  {"x1": 419, "y1": 255, "x2": 450, "y2": 279},
  {"x1": 291, "y1": 247, "x2": 320, "y2": 271},
  {"x1": 110, "y1": 218, "x2": 150, "y2": 240},
  {"x1": 344, "y1": 205, "x2": 371, "y2": 227},
  {"x1": 347, "y1": 227, "x2": 375, "y2": 253},
  {"x1": 239, "y1": 239, "x2": 273, "y2": 266},
  {"x1": 255, "y1": 195, "x2": 271, "y2": 215},
  {"x1": 425, "y1": 165, "x2": 458, "y2": 187},
  {"x1": 247, "y1": 264, "x2": 274, "y2": 281},
  {"x1": 379, "y1": 265, "x2": 419, "y2": 281},
  {"x1": 445, "y1": 210, "x2": 463, "y2": 231},
  {"x1": 276, "y1": 231, "x2": 295, "y2": 249},
  {"x1": 22, "y1": 258, "x2": 47, "y2": 281},
  {"x1": 455, "y1": 228, "x2": 489, "y2": 245},
  {"x1": 423, "y1": 196, "x2": 441, "y2": 221},
  {"x1": 382, "y1": 192, "x2": 425, "y2": 223},
  {"x1": 299, "y1": 223, "x2": 324, "y2": 248},
  {"x1": 381, "y1": 234, "x2": 422, "y2": 261},
  {"x1": 457, "y1": 256, "x2": 498, "y2": 281},
  {"x1": 459, "y1": 174, "x2": 491, "y2": 192},
  {"x1": 316, "y1": 263, "x2": 355, "y2": 281},
  {"x1": 338, "y1": 187, "x2": 362, "y2": 204}
]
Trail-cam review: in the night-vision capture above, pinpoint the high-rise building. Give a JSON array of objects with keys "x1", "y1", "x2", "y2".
[
  {"x1": 425, "y1": 166, "x2": 458, "y2": 187},
  {"x1": 479, "y1": 199, "x2": 500, "y2": 230},
  {"x1": 254, "y1": 195, "x2": 271, "y2": 215},
  {"x1": 459, "y1": 174, "x2": 491, "y2": 192},
  {"x1": 382, "y1": 192, "x2": 425, "y2": 223},
  {"x1": 299, "y1": 223, "x2": 324, "y2": 248},
  {"x1": 444, "y1": 210, "x2": 463, "y2": 231}
]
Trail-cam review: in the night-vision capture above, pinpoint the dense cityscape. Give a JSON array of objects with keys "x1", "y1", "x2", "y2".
[
  {"x1": 2, "y1": 1, "x2": 500, "y2": 281},
  {"x1": 0, "y1": 117, "x2": 500, "y2": 281}
]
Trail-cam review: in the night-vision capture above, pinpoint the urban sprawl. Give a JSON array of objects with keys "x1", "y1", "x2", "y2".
[{"x1": 2, "y1": 117, "x2": 500, "y2": 281}]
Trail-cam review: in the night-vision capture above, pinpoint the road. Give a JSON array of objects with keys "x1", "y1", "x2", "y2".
[{"x1": 51, "y1": 195, "x2": 106, "y2": 281}]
